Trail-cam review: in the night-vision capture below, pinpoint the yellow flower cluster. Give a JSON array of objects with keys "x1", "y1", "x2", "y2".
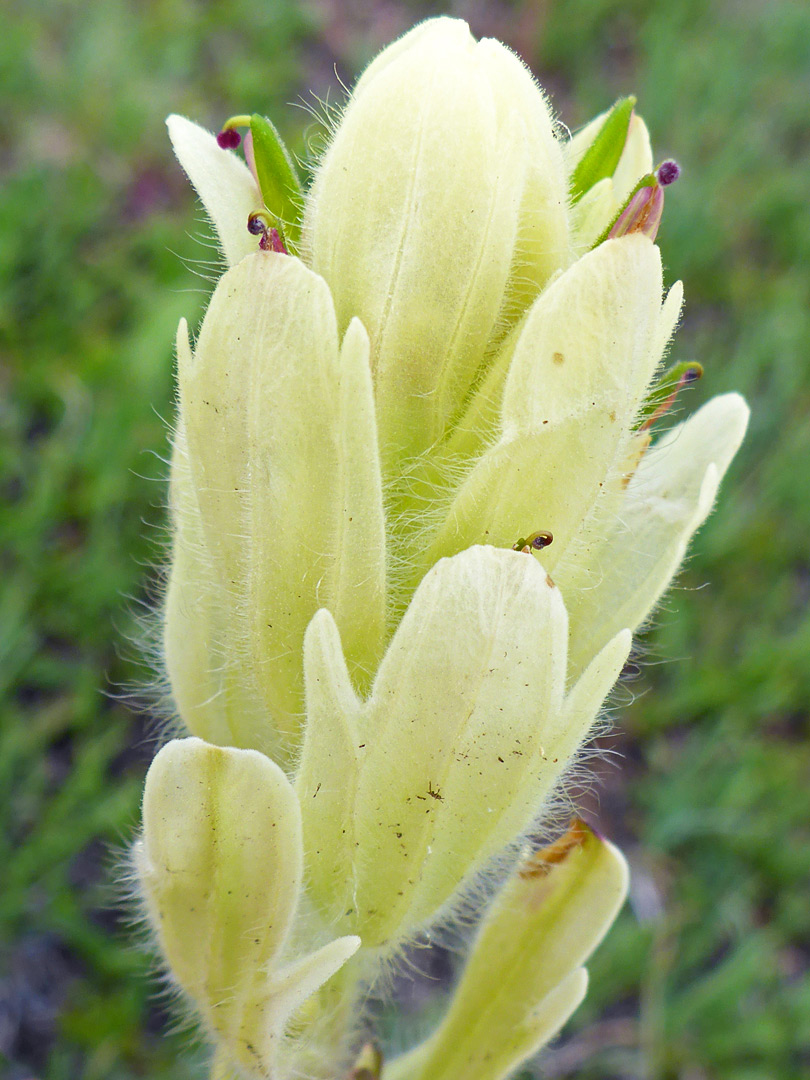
[{"x1": 133, "y1": 18, "x2": 748, "y2": 1080}]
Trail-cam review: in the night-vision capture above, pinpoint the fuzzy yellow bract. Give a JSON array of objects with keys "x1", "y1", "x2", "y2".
[
  {"x1": 386, "y1": 821, "x2": 628, "y2": 1080},
  {"x1": 166, "y1": 254, "x2": 386, "y2": 758},
  {"x1": 296, "y1": 547, "x2": 631, "y2": 947},
  {"x1": 303, "y1": 17, "x2": 569, "y2": 466},
  {"x1": 135, "y1": 14, "x2": 750, "y2": 1080},
  {"x1": 135, "y1": 738, "x2": 359, "y2": 1077}
]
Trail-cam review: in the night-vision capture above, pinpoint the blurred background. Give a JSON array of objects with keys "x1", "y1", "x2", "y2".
[{"x1": 2, "y1": 0, "x2": 809, "y2": 1077}]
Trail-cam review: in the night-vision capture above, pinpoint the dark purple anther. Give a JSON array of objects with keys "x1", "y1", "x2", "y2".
[
  {"x1": 656, "y1": 159, "x2": 681, "y2": 186},
  {"x1": 217, "y1": 128, "x2": 242, "y2": 150}
]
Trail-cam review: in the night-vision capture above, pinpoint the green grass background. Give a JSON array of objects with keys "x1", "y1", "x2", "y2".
[{"x1": 2, "y1": 0, "x2": 808, "y2": 1077}]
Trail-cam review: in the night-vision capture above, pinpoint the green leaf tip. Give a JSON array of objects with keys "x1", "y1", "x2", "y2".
[
  {"x1": 570, "y1": 96, "x2": 637, "y2": 203},
  {"x1": 249, "y1": 113, "x2": 303, "y2": 244},
  {"x1": 637, "y1": 360, "x2": 704, "y2": 430},
  {"x1": 350, "y1": 1042, "x2": 383, "y2": 1080}
]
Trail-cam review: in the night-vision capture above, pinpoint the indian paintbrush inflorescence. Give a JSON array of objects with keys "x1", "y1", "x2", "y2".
[{"x1": 132, "y1": 16, "x2": 749, "y2": 1080}]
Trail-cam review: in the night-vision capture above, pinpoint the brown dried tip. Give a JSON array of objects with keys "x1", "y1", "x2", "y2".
[
  {"x1": 519, "y1": 818, "x2": 592, "y2": 879},
  {"x1": 264, "y1": 226, "x2": 288, "y2": 253},
  {"x1": 349, "y1": 1042, "x2": 383, "y2": 1080}
]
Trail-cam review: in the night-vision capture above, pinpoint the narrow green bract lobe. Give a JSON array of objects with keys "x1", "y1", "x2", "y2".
[
  {"x1": 247, "y1": 113, "x2": 302, "y2": 245},
  {"x1": 570, "y1": 96, "x2": 637, "y2": 202},
  {"x1": 637, "y1": 359, "x2": 703, "y2": 429}
]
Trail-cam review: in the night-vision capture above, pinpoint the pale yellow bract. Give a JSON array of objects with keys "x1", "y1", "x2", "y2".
[{"x1": 136, "y1": 16, "x2": 749, "y2": 1080}]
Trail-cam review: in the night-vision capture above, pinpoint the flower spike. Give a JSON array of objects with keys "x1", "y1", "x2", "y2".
[{"x1": 149, "y1": 18, "x2": 747, "y2": 1080}]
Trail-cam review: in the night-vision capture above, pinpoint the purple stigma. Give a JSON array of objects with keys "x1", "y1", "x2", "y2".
[
  {"x1": 657, "y1": 159, "x2": 681, "y2": 186},
  {"x1": 217, "y1": 128, "x2": 242, "y2": 150},
  {"x1": 531, "y1": 532, "x2": 553, "y2": 550}
]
